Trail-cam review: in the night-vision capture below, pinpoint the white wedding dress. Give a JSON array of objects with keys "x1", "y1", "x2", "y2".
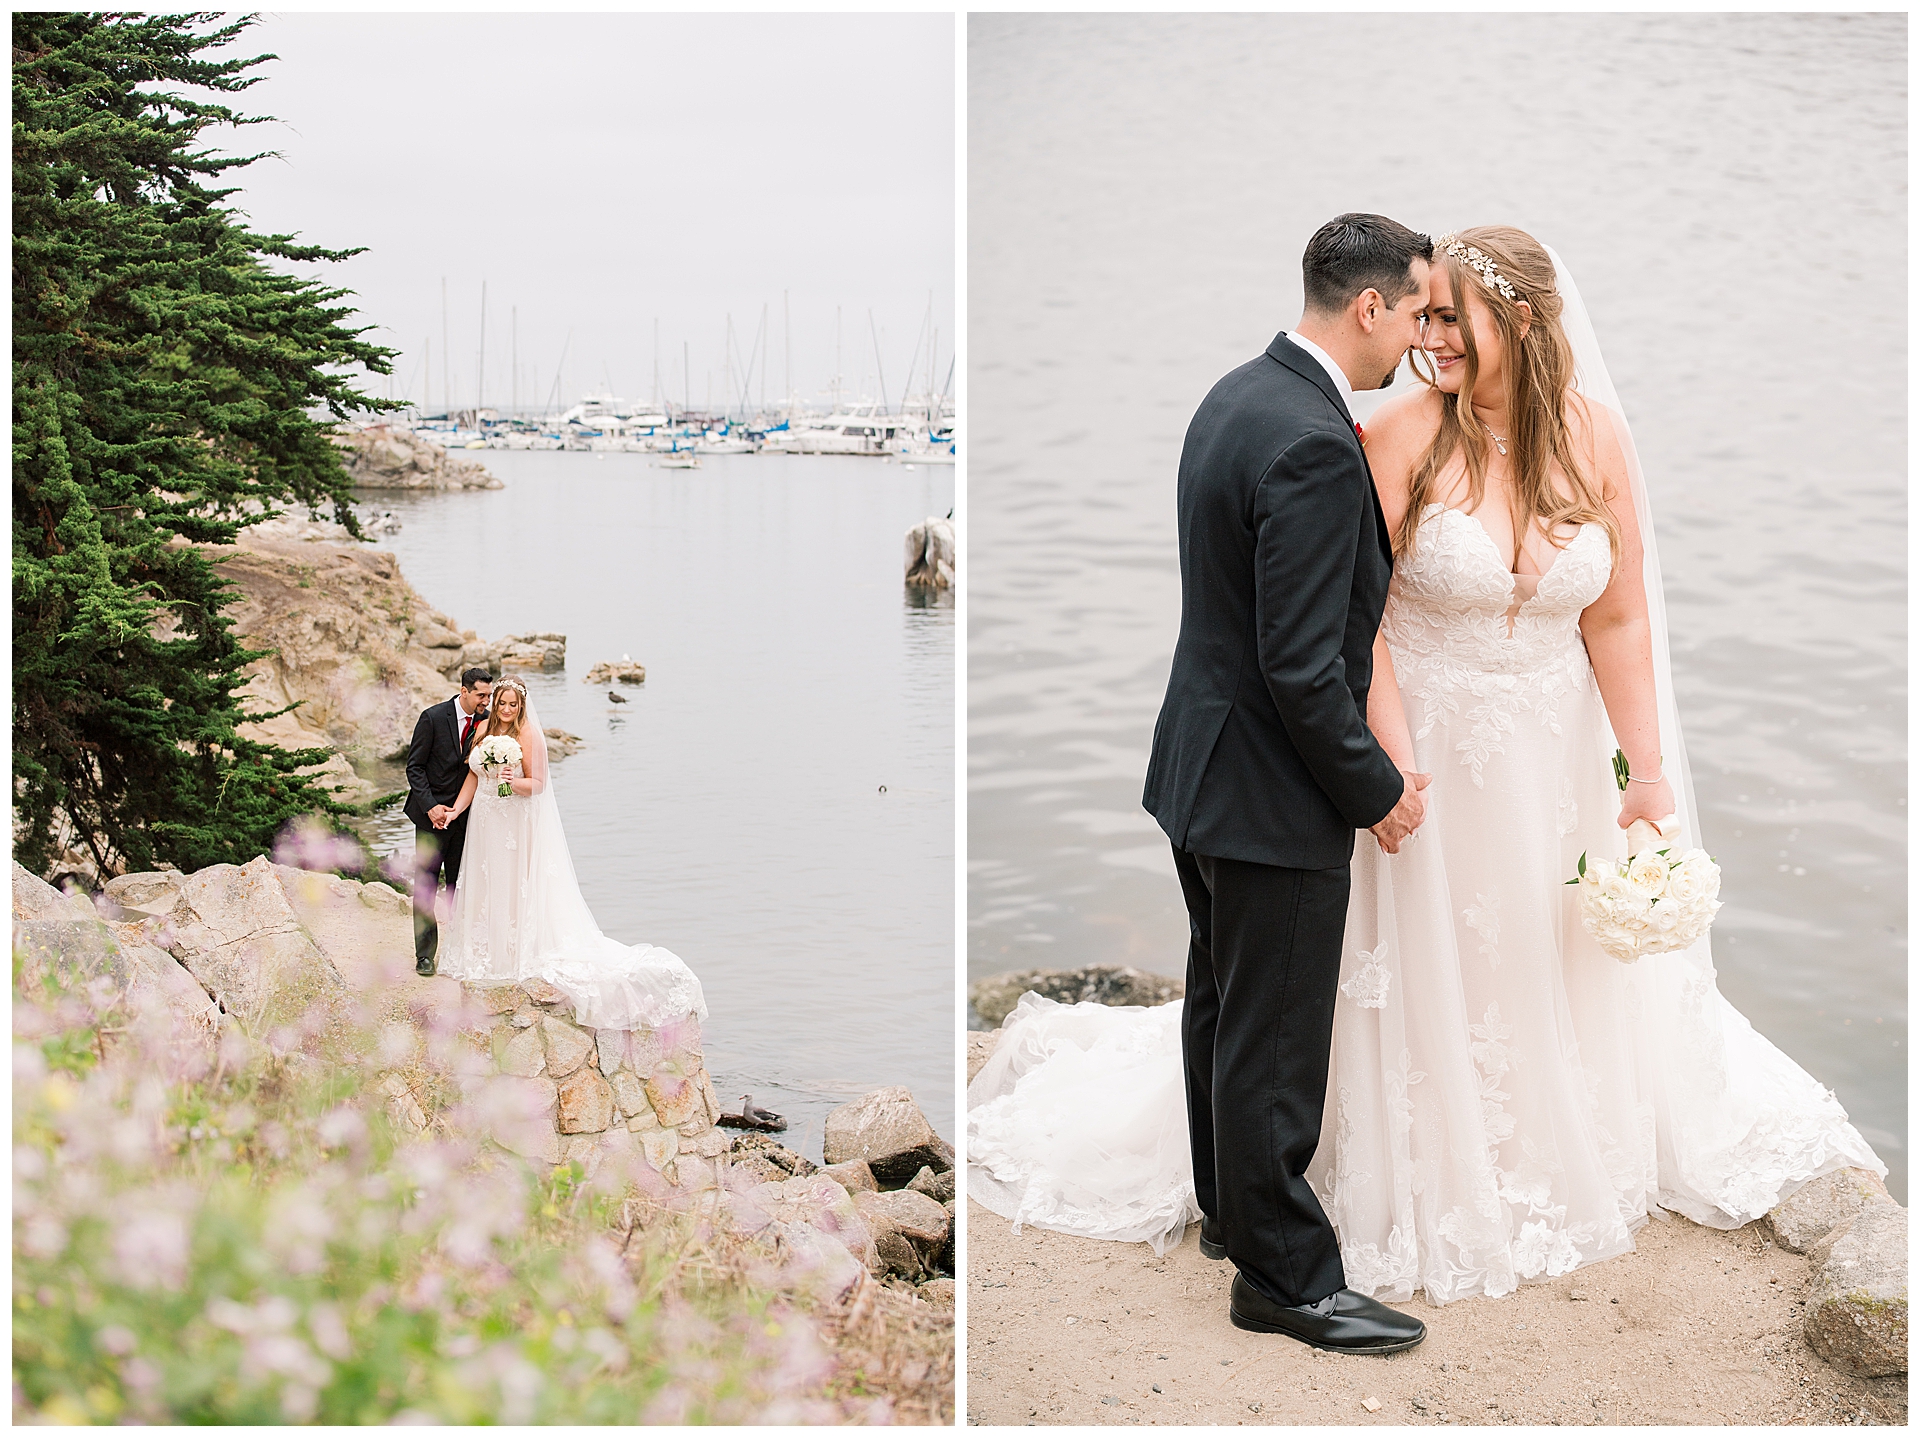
[
  {"x1": 438, "y1": 699, "x2": 707, "y2": 1032},
  {"x1": 968, "y1": 251, "x2": 1885, "y2": 1306}
]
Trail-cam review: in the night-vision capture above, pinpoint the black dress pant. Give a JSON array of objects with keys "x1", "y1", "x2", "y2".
[
  {"x1": 1173, "y1": 843, "x2": 1350, "y2": 1308},
  {"x1": 412, "y1": 815, "x2": 468, "y2": 965}
]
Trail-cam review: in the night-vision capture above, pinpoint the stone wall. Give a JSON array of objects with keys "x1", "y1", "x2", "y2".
[{"x1": 460, "y1": 978, "x2": 728, "y2": 1181}]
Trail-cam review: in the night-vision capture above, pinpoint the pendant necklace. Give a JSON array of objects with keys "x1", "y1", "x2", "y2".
[{"x1": 1482, "y1": 421, "x2": 1509, "y2": 457}]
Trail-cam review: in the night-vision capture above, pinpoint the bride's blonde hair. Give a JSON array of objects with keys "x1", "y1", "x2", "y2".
[
  {"x1": 1402, "y1": 225, "x2": 1619, "y2": 567},
  {"x1": 482, "y1": 677, "x2": 528, "y2": 742}
]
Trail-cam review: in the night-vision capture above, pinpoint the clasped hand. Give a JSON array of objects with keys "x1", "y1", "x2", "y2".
[{"x1": 1370, "y1": 769, "x2": 1432, "y2": 855}]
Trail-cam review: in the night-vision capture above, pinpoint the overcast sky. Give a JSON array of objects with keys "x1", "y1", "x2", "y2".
[{"x1": 213, "y1": 13, "x2": 953, "y2": 416}]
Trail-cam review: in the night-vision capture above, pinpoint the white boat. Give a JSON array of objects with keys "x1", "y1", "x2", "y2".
[
  {"x1": 655, "y1": 453, "x2": 701, "y2": 470},
  {"x1": 762, "y1": 401, "x2": 917, "y2": 456}
]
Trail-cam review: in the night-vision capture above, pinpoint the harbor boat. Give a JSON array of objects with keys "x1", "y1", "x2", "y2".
[{"x1": 655, "y1": 452, "x2": 701, "y2": 470}]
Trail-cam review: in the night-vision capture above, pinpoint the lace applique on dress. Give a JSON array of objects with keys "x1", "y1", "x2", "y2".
[
  {"x1": 1340, "y1": 944, "x2": 1392, "y2": 1008},
  {"x1": 1384, "y1": 507, "x2": 1611, "y2": 786}
]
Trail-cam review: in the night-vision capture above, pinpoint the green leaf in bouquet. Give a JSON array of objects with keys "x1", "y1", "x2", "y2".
[
  {"x1": 1611, "y1": 749, "x2": 1630, "y2": 792},
  {"x1": 1577, "y1": 852, "x2": 1588, "y2": 877}
]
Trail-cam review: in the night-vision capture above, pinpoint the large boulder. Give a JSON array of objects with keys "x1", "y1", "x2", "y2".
[
  {"x1": 157, "y1": 856, "x2": 347, "y2": 1037},
  {"x1": 1804, "y1": 1202, "x2": 1907, "y2": 1377},
  {"x1": 854, "y1": 1187, "x2": 952, "y2": 1255},
  {"x1": 1766, "y1": 1167, "x2": 1893, "y2": 1253},
  {"x1": 823, "y1": 1087, "x2": 951, "y2": 1184},
  {"x1": 904, "y1": 516, "x2": 955, "y2": 590},
  {"x1": 970, "y1": 964, "x2": 1183, "y2": 1027},
  {"x1": 12, "y1": 879, "x2": 220, "y2": 1073}
]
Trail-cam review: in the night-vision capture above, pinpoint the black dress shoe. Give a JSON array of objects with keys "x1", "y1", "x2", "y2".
[
  {"x1": 415, "y1": 955, "x2": 436, "y2": 977},
  {"x1": 1229, "y1": 1274, "x2": 1425, "y2": 1354},
  {"x1": 1199, "y1": 1214, "x2": 1227, "y2": 1260}
]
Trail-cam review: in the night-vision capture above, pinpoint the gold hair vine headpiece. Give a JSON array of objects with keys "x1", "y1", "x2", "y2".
[{"x1": 1438, "y1": 234, "x2": 1519, "y2": 303}]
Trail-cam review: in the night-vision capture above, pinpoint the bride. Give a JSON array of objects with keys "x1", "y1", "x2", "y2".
[
  {"x1": 436, "y1": 677, "x2": 706, "y2": 1032},
  {"x1": 969, "y1": 226, "x2": 1884, "y2": 1306}
]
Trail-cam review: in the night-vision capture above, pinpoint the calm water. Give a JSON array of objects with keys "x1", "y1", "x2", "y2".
[
  {"x1": 970, "y1": 14, "x2": 1906, "y2": 1199},
  {"x1": 356, "y1": 450, "x2": 954, "y2": 1154}
]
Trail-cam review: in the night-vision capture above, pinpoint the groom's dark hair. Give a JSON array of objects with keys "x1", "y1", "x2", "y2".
[
  {"x1": 1302, "y1": 213, "x2": 1433, "y2": 315},
  {"x1": 460, "y1": 666, "x2": 493, "y2": 689}
]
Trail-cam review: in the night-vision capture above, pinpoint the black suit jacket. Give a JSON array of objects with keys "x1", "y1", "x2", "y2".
[
  {"x1": 1142, "y1": 332, "x2": 1404, "y2": 870},
  {"x1": 404, "y1": 697, "x2": 479, "y2": 829}
]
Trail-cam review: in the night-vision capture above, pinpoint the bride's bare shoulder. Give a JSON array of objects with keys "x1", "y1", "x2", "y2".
[{"x1": 1362, "y1": 385, "x2": 1442, "y2": 477}]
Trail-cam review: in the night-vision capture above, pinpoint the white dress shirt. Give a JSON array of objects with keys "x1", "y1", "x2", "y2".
[{"x1": 1284, "y1": 331, "x2": 1357, "y2": 421}]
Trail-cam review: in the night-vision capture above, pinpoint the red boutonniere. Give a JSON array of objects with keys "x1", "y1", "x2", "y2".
[{"x1": 1354, "y1": 422, "x2": 1366, "y2": 445}]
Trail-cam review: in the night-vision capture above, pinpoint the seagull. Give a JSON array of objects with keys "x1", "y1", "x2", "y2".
[
  {"x1": 607, "y1": 690, "x2": 627, "y2": 704},
  {"x1": 741, "y1": 1094, "x2": 787, "y2": 1131},
  {"x1": 621, "y1": 652, "x2": 632, "y2": 662}
]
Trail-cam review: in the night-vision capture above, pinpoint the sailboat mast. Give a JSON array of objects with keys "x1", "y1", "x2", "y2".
[{"x1": 477, "y1": 280, "x2": 487, "y2": 420}]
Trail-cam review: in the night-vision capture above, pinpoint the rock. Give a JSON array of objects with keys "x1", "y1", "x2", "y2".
[
  {"x1": 745, "y1": 1174, "x2": 878, "y2": 1275},
  {"x1": 731, "y1": 1133, "x2": 818, "y2": 1179},
  {"x1": 685, "y1": 1128, "x2": 732, "y2": 1160},
  {"x1": 561, "y1": 1128, "x2": 640, "y2": 1182},
  {"x1": 595, "y1": 1027, "x2": 628, "y2": 1076},
  {"x1": 541, "y1": 1015, "x2": 594, "y2": 1079},
  {"x1": 873, "y1": 1228, "x2": 924, "y2": 1280},
  {"x1": 102, "y1": 871, "x2": 189, "y2": 921},
  {"x1": 608, "y1": 1069, "x2": 648, "y2": 1118},
  {"x1": 207, "y1": 523, "x2": 475, "y2": 774},
  {"x1": 970, "y1": 964, "x2": 1184, "y2": 1027},
  {"x1": 904, "y1": 516, "x2": 955, "y2": 590},
  {"x1": 824, "y1": 1086, "x2": 949, "y2": 1183},
  {"x1": 938, "y1": 1199, "x2": 956, "y2": 1273},
  {"x1": 582, "y1": 660, "x2": 647, "y2": 686},
  {"x1": 498, "y1": 1025, "x2": 545, "y2": 1078},
  {"x1": 358, "y1": 881, "x2": 409, "y2": 916},
  {"x1": 482, "y1": 1075, "x2": 560, "y2": 1164},
  {"x1": 626, "y1": 1104, "x2": 661, "y2": 1134},
  {"x1": 967, "y1": 1029, "x2": 1000, "y2": 1084},
  {"x1": 471, "y1": 985, "x2": 526, "y2": 1016},
  {"x1": 731, "y1": 1154, "x2": 788, "y2": 1186},
  {"x1": 920, "y1": 1277, "x2": 957, "y2": 1307},
  {"x1": 12, "y1": 862, "x2": 95, "y2": 921},
  {"x1": 676, "y1": 1154, "x2": 718, "y2": 1192},
  {"x1": 908, "y1": 1165, "x2": 957, "y2": 1205},
  {"x1": 543, "y1": 728, "x2": 584, "y2": 758},
  {"x1": 819, "y1": 1159, "x2": 878, "y2": 1194},
  {"x1": 520, "y1": 977, "x2": 566, "y2": 1006},
  {"x1": 1766, "y1": 1167, "x2": 1894, "y2": 1253},
  {"x1": 557, "y1": 1069, "x2": 614, "y2": 1134},
  {"x1": 12, "y1": 914, "x2": 219, "y2": 1071},
  {"x1": 333, "y1": 424, "x2": 503, "y2": 491},
  {"x1": 855, "y1": 1188, "x2": 952, "y2": 1253},
  {"x1": 1804, "y1": 1202, "x2": 1907, "y2": 1377},
  {"x1": 644, "y1": 1071, "x2": 704, "y2": 1129},
  {"x1": 461, "y1": 632, "x2": 566, "y2": 674},
  {"x1": 637, "y1": 1127, "x2": 679, "y2": 1175},
  {"x1": 163, "y1": 856, "x2": 348, "y2": 1036}
]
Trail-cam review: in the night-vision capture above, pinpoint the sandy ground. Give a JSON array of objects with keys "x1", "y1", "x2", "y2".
[{"x1": 964, "y1": 1201, "x2": 1906, "y2": 1427}]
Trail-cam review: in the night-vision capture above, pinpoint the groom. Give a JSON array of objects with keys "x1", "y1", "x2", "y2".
[
  {"x1": 405, "y1": 666, "x2": 492, "y2": 976},
  {"x1": 1142, "y1": 213, "x2": 1434, "y2": 1353}
]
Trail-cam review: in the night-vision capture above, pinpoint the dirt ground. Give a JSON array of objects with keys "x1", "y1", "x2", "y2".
[{"x1": 964, "y1": 1201, "x2": 1906, "y2": 1427}]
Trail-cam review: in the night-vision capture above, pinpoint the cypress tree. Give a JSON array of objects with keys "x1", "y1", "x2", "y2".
[{"x1": 13, "y1": 12, "x2": 396, "y2": 879}]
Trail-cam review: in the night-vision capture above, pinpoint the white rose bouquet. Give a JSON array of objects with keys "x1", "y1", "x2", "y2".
[
  {"x1": 1568, "y1": 814, "x2": 1722, "y2": 963},
  {"x1": 474, "y1": 734, "x2": 523, "y2": 797}
]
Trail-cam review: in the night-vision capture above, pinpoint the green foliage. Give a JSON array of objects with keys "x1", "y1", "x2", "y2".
[{"x1": 13, "y1": 12, "x2": 397, "y2": 878}]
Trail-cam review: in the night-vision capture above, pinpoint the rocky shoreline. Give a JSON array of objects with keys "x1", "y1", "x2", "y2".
[
  {"x1": 334, "y1": 423, "x2": 503, "y2": 490},
  {"x1": 967, "y1": 964, "x2": 1907, "y2": 1421}
]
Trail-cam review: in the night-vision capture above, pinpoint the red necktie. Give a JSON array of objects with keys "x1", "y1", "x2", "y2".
[{"x1": 461, "y1": 714, "x2": 477, "y2": 750}]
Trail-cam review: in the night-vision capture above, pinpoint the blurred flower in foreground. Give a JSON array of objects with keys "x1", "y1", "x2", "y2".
[{"x1": 11, "y1": 955, "x2": 837, "y2": 1423}]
